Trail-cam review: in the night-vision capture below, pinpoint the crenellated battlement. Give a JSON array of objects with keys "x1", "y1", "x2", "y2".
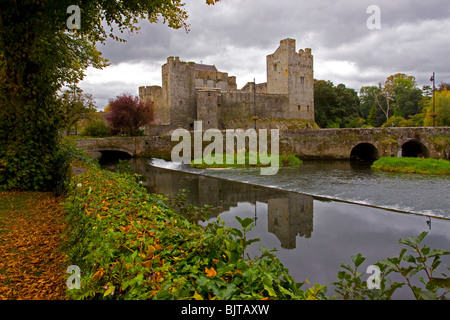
[{"x1": 139, "y1": 38, "x2": 315, "y2": 133}]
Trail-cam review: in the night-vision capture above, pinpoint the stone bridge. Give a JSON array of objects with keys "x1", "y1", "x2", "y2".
[{"x1": 76, "y1": 127, "x2": 450, "y2": 161}]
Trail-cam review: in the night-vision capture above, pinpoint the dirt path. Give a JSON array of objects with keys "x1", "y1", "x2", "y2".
[{"x1": 0, "y1": 191, "x2": 68, "y2": 300}]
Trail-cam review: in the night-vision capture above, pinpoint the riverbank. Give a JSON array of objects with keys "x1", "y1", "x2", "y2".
[
  {"x1": 64, "y1": 158, "x2": 322, "y2": 300},
  {"x1": 0, "y1": 191, "x2": 67, "y2": 299},
  {"x1": 191, "y1": 152, "x2": 302, "y2": 169},
  {"x1": 371, "y1": 157, "x2": 450, "y2": 174}
]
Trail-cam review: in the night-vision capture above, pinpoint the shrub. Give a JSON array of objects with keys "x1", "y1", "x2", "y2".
[
  {"x1": 63, "y1": 164, "x2": 323, "y2": 300},
  {"x1": 106, "y1": 94, "x2": 153, "y2": 136},
  {"x1": 81, "y1": 120, "x2": 110, "y2": 137},
  {"x1": 331, "y1": 232, "x2": 450, "y2": 300}
]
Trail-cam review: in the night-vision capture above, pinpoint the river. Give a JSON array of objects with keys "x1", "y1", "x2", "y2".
[{"x1": 100, "y1": 156, "x2": 450, "y2": 299}]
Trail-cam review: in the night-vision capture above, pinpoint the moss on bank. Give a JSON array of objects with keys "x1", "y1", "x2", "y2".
[
  {"x1": 371, "y1": 157, "x2": 450, "y2": 175},
  {"x1": 191, "y1": 152, "x2": 302, "y2": 169}
]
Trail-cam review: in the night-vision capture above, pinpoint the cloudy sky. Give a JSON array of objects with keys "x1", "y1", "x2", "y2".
[{"x1": 79, "y1": 0, "x2": 450, "y2": 109}]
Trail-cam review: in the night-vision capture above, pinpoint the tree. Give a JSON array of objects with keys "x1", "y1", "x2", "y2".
[
  {"x1": 59, "y1": 87, "x2": 97, "y2": 136},
  {"x1": 314, "y1": 80, "x2": 338, "y2": 128},
  {"x1": 422, "y1": 85, "x2": 432, "y2": 99},
  {"x1": 438, "y1": 82, "x2": 450, "y2": 92},
  {"x1": 361, "y1": 74, "x2": 424, "y2": 127},
  {"x1": 360, "y1": 86, "x2": 386, "y2": 127},
  {"x1": 385, "y1": 73, "x2": 422, "y2": 119},
  {"x1": 106, "y1": 94, "x2": 153, "y2": 136},
  {"x1": 314, "y1": 80, "x2": 361, "y2": 128},
  {"x1": 375, "y1": 81, "x2": 394, "y2": 124},
  {"x1": 0, "y1": 0, "x2": 219, "y2": 191},
  {"x1": 424, "y1": 89, "x2": 450, "y2": 127}
]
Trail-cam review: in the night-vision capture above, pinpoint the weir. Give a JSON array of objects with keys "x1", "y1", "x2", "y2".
[{"x1": 77, "y1": 127, "x2": 450, "y2": 161}]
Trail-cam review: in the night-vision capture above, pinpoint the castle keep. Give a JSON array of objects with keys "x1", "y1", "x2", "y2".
[{"x1": 139, "y1": 38, "x2": 314, "y2": 133}]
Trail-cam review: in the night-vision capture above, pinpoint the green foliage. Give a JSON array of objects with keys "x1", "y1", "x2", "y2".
[
  {"x1": 81, "y1": 120, "x2": 111, "y2": 138},
  {"x1": 359, "y1": 74, "x2": 424, "y2": 127},
  {"x1": 424, "y1": 89, "x2": 450, "y2": 127},
  {"x1": 331, "y1": 232, "x2": 450, "y2": 300},
  {"x1": 279, "y1": 154, "x2": 303, "y2": 167},
  {"x1": 314, "y1": 80, "x2": 361, "y2": 128},
  {"x1": 167, "y1": 189, "x2": 212, "y2": 223},
  {"x1": 0, "y1": 0, "x2": 218, "y2": 191},
  {"x1": 381, "y1": 115, "x2": 407, "y2": 127},
  {"x1": 59, "y1": 87, "x2": 97, "y2": 135},
  {"x1": 191, "y1": 152, "x2": 302, "y2": 169},
  {"x1": 63, "y1": 164, "x2": 324, "y2": 300},
  {"x1": 371, "y1": 157, "x2": 450, "y2": 175}
]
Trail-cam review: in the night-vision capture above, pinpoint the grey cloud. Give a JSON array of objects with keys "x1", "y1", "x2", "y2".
[{"x1": 82, "y1": 0, "x2": 450, "y2": 106}]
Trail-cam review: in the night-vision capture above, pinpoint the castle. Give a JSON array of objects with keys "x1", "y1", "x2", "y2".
[{"x1": 139, "y1": 38, "x2": 314, "y2": 133}]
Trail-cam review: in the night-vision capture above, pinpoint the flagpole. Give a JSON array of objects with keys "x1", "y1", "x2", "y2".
[
  {"x1": 432, "y1": 72, "x2": 436, "y2": 128},
  {"x1": 430, "y1": 72, "x2": 436, "y2": 128}
]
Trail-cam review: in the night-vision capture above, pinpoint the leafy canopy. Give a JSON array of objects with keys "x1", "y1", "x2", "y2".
[
  {"x1": 0, "y1": 0, "x2": 220, "y2": 191},
  {"x1": 106, "y1": 94, "x2": 153, "y2": 136}
]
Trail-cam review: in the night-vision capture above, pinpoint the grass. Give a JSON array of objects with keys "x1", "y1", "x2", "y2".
[
  {"x1": 190, "y1": 152, "x2": 302, "y2": 169},
  {"x1": 371, "y1": 157, "x2": 450, "y2": 175}
]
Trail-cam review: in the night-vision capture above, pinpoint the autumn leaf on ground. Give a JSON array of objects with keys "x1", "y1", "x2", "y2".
[{"x1": 0, "y1": 191, "x2": 68, "y2": 300}]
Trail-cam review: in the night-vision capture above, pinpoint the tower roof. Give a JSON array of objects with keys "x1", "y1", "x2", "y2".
[{"x1": 195, "y1": 63, "x2": 217, "y2": 72}]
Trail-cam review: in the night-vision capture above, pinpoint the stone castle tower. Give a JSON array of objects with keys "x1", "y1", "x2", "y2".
[
  {"x1": 266, "y1": 38, "x2": 314, "y2": 121},
  {"x1": 139, "y1": 38, "x2": 314, "y2": 133}
]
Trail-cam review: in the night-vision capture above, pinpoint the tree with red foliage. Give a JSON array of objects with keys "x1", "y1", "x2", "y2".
[{"x1": 106, "y1": 94, "x2": 153, "y2": 136}]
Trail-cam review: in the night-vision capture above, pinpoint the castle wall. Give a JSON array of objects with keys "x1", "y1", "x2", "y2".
[
  {"x1": 139, "y1": 85, "x2": 168, "y2": 125},
  {"x1": 218, "y1": 91, "x2": 288, "y2": 123},
  {"x1": 266, "y1": 39, "x2": 291, "y2": 95},
  {"x1": 164, "y1": 57, "x2": 197, "y2": 129},
  {"x1": 266, "y1": 38, "x2": 314, "y2": 121},
  {"x1": 194, "y1": 69, "x2": 233, "y2": 91},
  {"x1": 140, "y1": 38, "x2": 315, "y2": 133},
  {"x1": 287, "y1": 48, "x2": 314, "y2": 121},
  {"x1": 197, "y1": 89, "x2": 220, "y2": 130}
]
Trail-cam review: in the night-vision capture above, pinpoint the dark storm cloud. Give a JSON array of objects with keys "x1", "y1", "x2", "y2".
[{"x1": 81, "y1": 0, "x2": 450, "y2": 108}]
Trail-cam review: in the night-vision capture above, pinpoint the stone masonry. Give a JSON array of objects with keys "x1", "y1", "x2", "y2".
[{"x1": 139, "y1": 38, "x2": 314, "y2": 134}]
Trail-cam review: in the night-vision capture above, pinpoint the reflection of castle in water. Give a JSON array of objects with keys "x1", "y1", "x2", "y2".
[
  {"x1": 130, "y1": 158, "x2": 313, "y2": 249},
  {"x1": 268, "y1": 194, "x2": 313, "y2": 249}
]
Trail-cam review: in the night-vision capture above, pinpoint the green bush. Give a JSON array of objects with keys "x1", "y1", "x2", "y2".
[
  {"x1": 331, "y1": 232, "x2": 450, "y2": 300},
  {"x1": 81, "y1": 120, "x2": 110, "y2": 137},
  {"x1": 63, "y1": 164, "x2": 324, "y2": 300}
]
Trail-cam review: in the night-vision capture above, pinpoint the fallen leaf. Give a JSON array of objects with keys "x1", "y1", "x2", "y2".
[{"x1": 205, "y1": 267, "x2": 217, "y2": 278}]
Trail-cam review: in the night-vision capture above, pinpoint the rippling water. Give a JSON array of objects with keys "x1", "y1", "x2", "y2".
[
  {"x1": 101, "y1": 156, "x2": 450, "y2": 299},
  {"x1": 149, "y1": 158, "x2": 450, "y2": 219}
]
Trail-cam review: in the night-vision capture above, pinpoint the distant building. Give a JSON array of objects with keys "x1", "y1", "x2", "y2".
[{"x1": 139, "y1": 38, "x2": 314, "y2": 133}]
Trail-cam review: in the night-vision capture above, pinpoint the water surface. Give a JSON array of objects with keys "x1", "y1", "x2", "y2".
[{"x1": 101, "y1": 157, "x2": 450, "y2": 299}]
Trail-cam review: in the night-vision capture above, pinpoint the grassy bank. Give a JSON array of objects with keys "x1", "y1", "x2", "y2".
[
  {"x1": 191, "y1": 152, "x2": 302, "y2": 169},
  {"x1": 371, "y1": 157, "x2": 450, "y2": 174},
  {"x1": 63, "y1": 159, "x2": 322, "y2": 300}
]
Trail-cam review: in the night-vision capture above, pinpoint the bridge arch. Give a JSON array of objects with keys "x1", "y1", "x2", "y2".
[
  {"x1": 401, "y1": 139, "x2": 429, "y2": 158},
  {"x1": 350, "y1": 143, "x2": 379, "y2": 161}
]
